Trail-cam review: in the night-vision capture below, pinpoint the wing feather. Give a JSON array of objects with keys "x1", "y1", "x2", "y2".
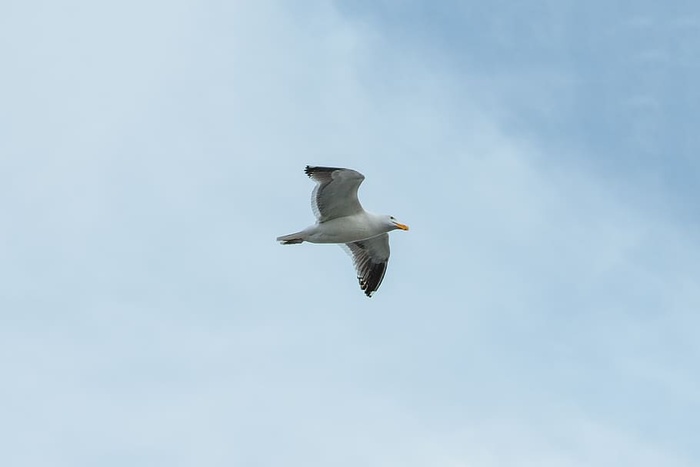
[
  {"x1": 305, "y1": 166, "x2": 365, "y2": 222},
  {"x1": 342, "y1": 234, "x2": 390, "y2": 297}
]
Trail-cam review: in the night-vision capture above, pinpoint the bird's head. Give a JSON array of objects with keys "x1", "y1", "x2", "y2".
[{"x1": 387, "y1": 215, "x2": 409, "y2": 232}]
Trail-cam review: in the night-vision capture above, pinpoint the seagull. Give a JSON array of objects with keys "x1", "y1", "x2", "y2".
[{"x1": 277, "y1": 166, "x2": 409, "y2": 297}]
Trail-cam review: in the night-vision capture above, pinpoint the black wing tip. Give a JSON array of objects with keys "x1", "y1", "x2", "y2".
[
  {"x1": 304, "y1": 165, "x2": 346, "y2": 177},
  {"x1": 359, "y1": 262, "x2": 388, "y2": 298}
]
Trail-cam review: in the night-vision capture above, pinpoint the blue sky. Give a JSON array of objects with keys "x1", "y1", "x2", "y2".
[{"x1": 1, "y1": 1, "x2": 699, "y2": 466}]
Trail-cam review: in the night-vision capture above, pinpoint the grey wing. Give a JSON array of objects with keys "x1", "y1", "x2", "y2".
[
  {"x1": 305, "y1": 165, "x2": 365, "y2": 222},
  {"x1": 342, "y1": 233, "x2": 390, "y2": 297}
]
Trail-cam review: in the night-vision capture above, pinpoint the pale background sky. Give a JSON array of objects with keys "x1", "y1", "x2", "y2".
[{"x1": 1, "y1": 1, "x2": 699, "y2": 466}]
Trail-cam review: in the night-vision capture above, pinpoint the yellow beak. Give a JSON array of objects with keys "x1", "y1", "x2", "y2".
[{"x1": 395, "y1": 223, "x2": 409, "y2": 231}]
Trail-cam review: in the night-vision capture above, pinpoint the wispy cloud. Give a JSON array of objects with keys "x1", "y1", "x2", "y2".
[{"x1": 1, "y1": 0, "x2": 698, "y2": 466}]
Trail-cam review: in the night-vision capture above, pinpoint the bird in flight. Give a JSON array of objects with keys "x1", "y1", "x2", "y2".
[{"x1": 277, "y1": 166, "x2": 409, "y2": 297}]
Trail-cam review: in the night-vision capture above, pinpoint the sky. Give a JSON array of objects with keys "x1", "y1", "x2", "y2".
[{"x1": 1, "y1": 0, "x2": 699, "y2": 466}]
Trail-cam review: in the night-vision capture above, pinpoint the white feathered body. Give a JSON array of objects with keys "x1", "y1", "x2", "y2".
[{"x1": 301, "y1": 212, "x2": 389, "y2": 244}]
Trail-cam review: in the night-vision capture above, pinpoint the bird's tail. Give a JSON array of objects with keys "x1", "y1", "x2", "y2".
[{"x1": 276, "y1": 231, "x2": 306, "y2": 244}]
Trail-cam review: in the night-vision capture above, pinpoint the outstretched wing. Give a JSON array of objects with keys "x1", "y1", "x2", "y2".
[
  {"x1": 342, "y1": 234, "x2": 390, "y2": 297},
  {"x1": 305, "y1": 166, "x2": 365, "y2": 222}
]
